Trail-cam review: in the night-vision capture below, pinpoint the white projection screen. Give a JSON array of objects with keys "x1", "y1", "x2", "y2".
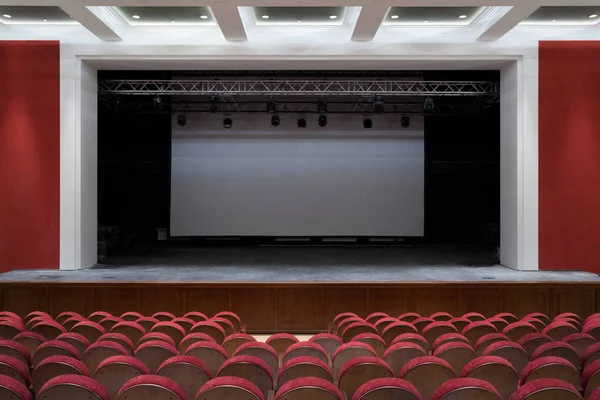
[{"x1": 170, "y1": 114, "x2": 424, "y2": 237}]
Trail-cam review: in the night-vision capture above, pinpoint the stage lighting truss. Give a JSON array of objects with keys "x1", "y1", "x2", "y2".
[{"x1": 99, "y1": 79, "x2": 498, "y2": 97}]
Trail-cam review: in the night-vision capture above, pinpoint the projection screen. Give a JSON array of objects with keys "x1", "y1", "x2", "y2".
[{"x1": 170, "y1": 114, "x2": 424, "y2": 237}]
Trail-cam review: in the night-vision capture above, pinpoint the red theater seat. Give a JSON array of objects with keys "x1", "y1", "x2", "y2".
[
  {"x1": 463, "y1": 312, "x2": 486, "y2": 322},
  {"x1": 352, "y1": 333, "x2": 386, "y2": 357},
  {"x1": 332, "y1": 342, "x2": 377, "y2": 377},
  {"x1": 134, "y1": 340, "x2": 177, "y2": 373},
  {"x1": 366, "y1": 312, "x2": 390, "y2": 325},
  {"x1": 190, "y1": 321, "x2": 226, "y2": 344},
  {"x1": 448, "y1": 318, "x2": 470, "y2": 334},
  {"x1": 157, "y1": 355, "x2": 212, "y2": 400},
  {"x1": 32, "y1": 355, "x2": 88, "y2": 395},
  {"x1": 97, "y1": 332, "x2": 134, "y2": 355},
  {"x1": 475, "y1": 333, "x2": 510, "y2": 356},
  {"x1": 98, "y1": 317, "x2": 122, "y2": 332},
  {"x1": 563, "y1": 332, "x2": 596, "y2": 358},
  {"x1": 196, "y1": 376, "x2": 264, "y2": 400},
  {"x1": 487, "y1": 317, "x2": 509, "y2": 332},
  {"x1": 88, "y1": 311, "x2": 113, "y2": 323},
  {"x1": 135, "y1": 317, "x2": 160, "y2": 332},
  {"x1": 184, "y1": 340, "x2": 228, "y2": 377},
  {"x1": 265, "y1": 333, "x2": 299, "y2": 357},
  {"x1": 411, "y1": 317, "x2": 435, "y2": 333},
  {"x1": 275, "y1": 377, "x2": 343, "y2": 400},
  {"x1": 31, "y1": 321, "x2": 66, "y2": 341},
  {"x1": 542, "y1": 321, "x2": 578, "y2": 341},
  {"x1": 182, "y1": 311, "x2": 208, "y2": 323},
  {"x1": 423, "y1": 322, "x2": 458, "y2": 346},
  {"x1": 390, "y1": 333, "x2": 430, "y2": 353},
  {"x1": 56, "y1": 332, "x2": 90, "y2": 357},
  {"x1": 214, "y1": 311, "x2": 242, "y2": 332},
  {"x1": 39, "y1": 374, "x2": 109, "y2": 400},
  {"x1": 342, "y1": 321, "x2": 378, "y2": 343},
  {"x1": 120, "y1": 312, "x2": 143, "y2": 322},
  {"x1": 462, "y1": 355, "x2": 518, "y2": 400},
  {"x1": 152, "y1": 312, "x2": 176, "y2": 322},
  {"x1": 338, "y1": 356, "x2": 394, "y2": 399},
  {"x1": 56, "y1": 312, "x2": 82, "y2": 324},
  {"x1": 382, "y1": 321, "x2": 418, "y2": 345},
  {"x1": 432, "y1": 377, "x2": 501, "y2": 400},
  {"x1": 116, "y1": 375, "x2": 185, "y2": 400},
  {"x1": 433, "y1": 341, "x2": 477, "y2": 376},
  {"x1": 398, "y1": 313, "x2": 421, "y2": 323},
  {"x1": 179, "y1": 332, "x2": 216, "y2": 354},
  {"x1": 462, "y1": 321, "x2": 498, "y2": 345},
  {"x1": 32, "y1": 340, "x2": 79, "y2": 367},
  {"x1": 139, "y1": 332, "x2": 177, "y2": 348},
  {"x1": 482, "y1": 341, "x2": 529, "y2": 374},
  {"x1": 383, "y1": 341, "x2": 427, "y2": 377},
  {"x1": 71, "y1": 321, "x2": 105, "y2": 343},
  {"x1": 374, "y1": 317, "x2": 399, "y2": 334},
  {"x1": 0, "y1": 312, "x2": 21, "y2": 320},
  {"x1": 94, "y1": 356, "x2": 149, "y2": 400},
  {"x1": 531, "y1": 341, "x2": 579, "y2": 369},
  {"x1": 283, "y1": 341, "x2": 329, "y2": 365},
  {"x1": 332, "y1": 312, "x2": 359, "y2": 334},
  {"x1": 25, "y1": 312, "x2": 51, "y2": 324},
  {"x1": 0, "y1": 340, "x2": 31, "y2": 366},
  {"x1": 0, "y1": 354, "x2": 30, "y2": 387},
  {"x1": 557, "y1": 313, "x2": 581, "y2": 323},
  {"x1": 0, "y1": 376, "x2": 31, "y2": 400},
  {"x1": 234, "y1": 342, "x2": 278, "y2": 381},
  {"x1": 150, "y1": 321, "x2": 186, "y2": 347},
  {"x1": 502, "y1": 322, "x2": 537, "y2": 342},
  {"x1": 0, "y1": 321, "x2": 24, "y2": 341},
  {"x1": 222, "y1": 333, "x2": 256, "y2": 357},
  {"x1": 517, "y1": 333, "x2": 553, "y2": 357},
  {"x1": 61, "y1": 316, "x2": 86, "y2": 331},
  {"x1": 510, "y1": 378, "x2": 582, "y2": 400},
  {"x1": 218, "y1": 355, "x2": 273, "y2": 399},
  {"x1": 84, "y1": 340, "x2": 128, "y2": 372},
  {"x1": 494, "y1": 312, "x2": 519, "y2": 324},
  {"x1": 520, "y1": 356, "x2": 579, "y2": 389},
  {"x1": 210, "y1": 317, "x2": 236, "y2": 337},
  {"x1": 583, "y1": 359, "x2": 600, "y2": 399},
  {"x1": 431, "y1": 312, "x2": 454, "y2": 322},
  {"x1": 171, "y1": 317, "x2": 195, "y2": 333},
  {"x1": 523, "y1": 313, "x2": 551, "y2": 326},
  {"x1": 110, "y1": 321, "x2": 147, "y2": 346},
  {"x1": 14, "y1": 331, "x2": 45, "y2": 356},
  {"x1": 309, "y1": 333, "x2": 342, "y2": 358},
  {"x1": 337, "y1": 317, "x2": 365, "y2": 337},
  {"x1": 352, "y1": 377, "x2": 421, "y2": 400},
  {"x1": 399, "y1": 356, "x2": 456, "y2": 400},
  {"x1": 26, "y1": 316, "x2": 51, "y2": 331},
  {"x1": 585, "y1": 319, "x2": 600, "y2": 342},
  {"x1": 525, "y1": 318, "x2": 546, "y2": 332},
  {"x1": 278, "y1": 356, "x2": 333, "y2": 388},
  {"x1": 584, "y1": 343, "x2": 600, "y2": 370}
]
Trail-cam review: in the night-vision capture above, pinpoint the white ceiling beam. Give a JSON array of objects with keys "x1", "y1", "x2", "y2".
[
  {"x1": 60, "y1": 4, "x2": 121, "y2": 41},
  {"x1": 210, "y1": 4, "x2": 247, "y2": 41},
  {"x1": 351, "y1": 3, "x2": 389, "y2": 41},
  {"x1": 477, "y1": 4, "x2": 541, "y2": 41}
]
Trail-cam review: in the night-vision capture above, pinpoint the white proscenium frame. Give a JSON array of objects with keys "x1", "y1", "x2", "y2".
[{"x1": 59, "y1": 44, "x2": 538, "y2": 271}]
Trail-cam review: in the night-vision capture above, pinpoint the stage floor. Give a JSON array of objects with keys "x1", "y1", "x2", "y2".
[{"x1": 0, "y1": 246, "x2": 598, "y2": 283}]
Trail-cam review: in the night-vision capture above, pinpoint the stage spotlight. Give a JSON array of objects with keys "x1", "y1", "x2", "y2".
[
  {"x1": 363, "y1": 118, "x2": 373, "y2": 129},
  {"x1": 297, "y1": 118, "x2": 307, "y2": 128},
  {"x1": 373, "y1": 97, "x2": 385, "y2": 114},
  {"x1": 209, "y1": 96, "x2": 218, "y2": 113},
  {"x1": 153, "y1": 95, "x2": 163, "y2": 110},
  {"x1": 223, "y1": 117, "x2": 233, "y2": 129},
  {"x1": 424, "y1": 97, "x2": 435, "y2": 113},
  {"x1": 177, "y1": 114, "x2": 187, "y2": 126},
  {"x1": 266, "y1": 101, "x2": 277, "y2": 113},
  {"x1": 400, "y1": 116, "x2": 410, "y2": 128},
  {"x1": 317, "y1": 100, "x2": 328, "y2": 113},
  {"x1": 318, "y1": 115, "x2": 327, "y2": 127},
  {"x1": 271, "y1": 115, "x2": 280, "y2": 127}
]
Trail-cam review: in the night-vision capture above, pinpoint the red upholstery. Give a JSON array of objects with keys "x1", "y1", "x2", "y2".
[
  {"x1": 27, "y1": 316, "x2": 51, "y2": 329},
  {"x1": 181, "y1": 332, "x2": 217, "y2": 345},
  {"x1": 118, "y1": 375, "x2": 185, "y2": 400},
  {"x1": 487, "y1": 317, "x2": 509, "y2": 330},
  {"x1": 523, "y1": 313, "x2": 549, "y2": 322},
  {"x1": 214, "y1": 311, "x2": 242, "y2": 324},
  {"x1": 399, "y1": 356, "x2": 455, "y2": 377},
  {"x1": 97, "y1": 333, "x2": 134, "y2": 350},
  {"x1": 518, "y1": 332, "x2": 552, "y2": 346},
  {"x1": 152, "y1": 312, "x2": 176, "y2": 320},
  {"x1": 278, "y1": 356, "x2": 332, "y2": 381},
  {"x1": 502, "y1": 322, "x2": 538, "y2": 336},
  {"x1": 563, "y1": 332, "x2": 595, "y2": 344},
  {"x1": 531, "y1": 341, "x2": 578, "y2": 361},
  {"x1": 211, "y1": 317, "x2": 236, "y2": 333},
  {"x1": 391, "y1": 333, "x2": 428, "y2": 347},
  {"x1": 333, "y1": 312, "x2": 359, "y2": 325},
  {"x1": 0, "y1": 375, "x2": 31, "y2": 400},
  {"x1": 0, "y1": 312, "x2": 21, "y2": 320},
  {"x1": 157, "y1": 355, "x2": 212, "y2": 378},
  {"x1": 475, "y1": 333, "x2": 509, "y2": 350},
  {"x1": 352, "y1": 333, "x2": 386, "y2": 345},
  {"x1": 333, "y1": 341, "x2": 377, "y2": 360},
  {"x1": 110, "y1": 321, "x2": 147, "y2": 335},
  {"x1": 0, "y1": 340, "x2": 31, "y2": 364},
  {"x1": 185, "y1": 341, "x2": 228, "y2": 358},
  {"x1": 40, "y1": 374, "x2": 109, "y2": 400},
  {"x1": 433, "y1": 341, "x2": 475, "y2": 357},
  {"x1": 62, "y1": 316, "x2": 85, "y2": 328},
  {"x1": 95, "y1": 355, "x2": 150, "y2": 374},
  {"x1": 585, "y1": 314, "x2": 600, "y2": 324},
  {"x1": 140, "y1": 332, "x2": 177, "y2": 347},
  {"x1": 26, "y1": 312, "x2": 51, "y2": 321},
  {"x1": 366, "y1": 312, "x2": 390, "y2": 320},
  {"x1": 524, "y1": 318, "x2": 546, "y2": 331},
  {"x1": 35, "y1": 355, "x2": 89, "y2": 376},
  {"x1": 14, "y1": 331, "x2": 46, "y2": 344},
  {"x1": 352, "y1": 377, "x2": 421, "y2": 400},
  {"x1": 197, "y1": 376, "x2": 264, "y2": 400},
  {"x1": 583, "y1": 359, "x2": 600, "y2": 387},
  {"x1": 431, "y1": 377, "x2": 501, "y2": 400},
  {"x1": 398, "y1": 313, "x2": 421, "y2": 321},
  {"x1": 190, "y1": 321, "x2": 226, "y2": 338},
  {"x1": 383, "y1": 341, "x2": 426, "y2": 359},
  {"x1": 0, "y1": 354, "x2": 30, "y2": 384},
  {"x1": 86, "y1": 340, "x2": 128, "y2": 356},
  {"x1": 431, "y1": 312, "x2": 453, "y2": 320},
  {"x1": 462, "y1": 355, "x2": 516, "y2": 376},
  {"x1": 556, "y1": 313, "x2": 581, "y2": 321},
  {"x1": 543, "y1": 321, "x2": 577, "y2": 333},
  {"x1": 234, "y1": 341, "x2": 278, "y2": 358},
  {"x1": 224, "y1": 333, "x2": 256, "y2": 344},
  {"x1": 338, "y1": 356, "x2": 393, "y2": 380},
  {"x1": 483, "y1": 340, "x2": 526, "y2": 356},
  {"x1": 584, "y1": 343, "x2": 600, "y2": 364},
  {"x1": 463, "y1": 312, "x2": 486, "y2": 321},
  {"x1": 494, "y1": 312, "x2": 518, "y2": 322},
  {"x1": 218, "y1": 355, "x2": 273, "y2": 380},
  {"x1": 266, "y1": 333, "x2": 299, "y2": 345},
  {"x1": 423, "y1": 322, "x2": 458, "y2": 336},
  {"x1": 135, "y1": 340, "x2": 178, "y2": 356},
  {"x1": 411, "y1": 317, "x2": 435, "y2": 329},
  {"x1": 89, "y1": 311, "x2": 112, "y2": 321},
  {"x1": 462, "y1": 321, "x2": 497, "y2": 336},
  {"x1": 35, "y1": 340, "x2": 80, "y2": 359},
  {"x1": 585, "y1": 319, "x2": 600, "y2": 334},
  {"x1": 56, "y1": 312, "x2": 82, "y2": 322},
  {"x1": 275, "y1": 377, "x2": 343, "y2": 400},
  {"x1": 171, "y1": 317, "x2": 195, "y2": 331},
  {"x1": 151, "y1": 322, "x2": 186, "y2": 339},
  {"x1": 310, "y1": 333, "x2": 342, "y2": 345},
  {"x1": 337, "y1": 317, "x2": 364, "y2": 333},
  {"x1": 510, "y1": 378, "x2": 580, "y2": 400},
  {"x1": 183, "y1": 311, "x2": 208, "y2": 321},
  {"x1": 283, "y1": 341, "x2": 327, "y2": 359},
  {"x1": 136, "y1": 316, "x2": 160, "y2": 328},
  {"x1": 382, "y1": 321, "x2": 418, "y2": 337},
  {"x1": 449, "y1": 317, "x2": 472, "y2": 327},
  {"x1": 71, "y1": 321, "x2": 105, "y2": 336},
  {"x1": 374, "y1": 317, "x2": 399, "y2": 330},
  {"x1": 98, "y1": 317, "x2": 122, "y2": 328},
  {"x1": 32, "y1": 320, "x2": 66, "y2": 336},
  {"x1": 342, "y1": 321, "x2": 378, "y2": 338},
  {"x1": 520, "y1": 356, "x2": 577, "y2": 385}
]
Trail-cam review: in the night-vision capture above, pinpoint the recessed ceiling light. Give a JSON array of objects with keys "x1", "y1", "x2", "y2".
[
  {"x1": 589, "y1": 14, "x2": 598, "y2": 19},
  {"x1": 132, "y1": 14, "x2": 140, "y2": 19},
  {"x1": 171, "y1": 20, "x2": 175, "y2": 23},
  {"x1": 43, "y1": 18, "x2": 47, "y2": 22},
  {"x1": 329, "y1": 15, "x2": 338, "y2": 19},
  {"x1": 261, "y1": 15, "x2": 269, "y2": 19},
  {"x1": 552, "y1": 19, "x2": 556, "y2": 22},
  {"x1": 200, "y1": 15, "x2": 208, "y2": 19},
  {"x1": 2, "y1": 14, "x2": 11, "y2": 19},
  {"x1": 459, "y1": 14, "x2": 468, "y2": 19},
  {"x1": 297, "y1": 19, "x2": 302, "y2": 23},
  {"x1": 424, "y1": 19, "x2": 428, "y2": 23},
  {"x1": 391, "y1": 15, "x2": 399, "y2": 19}
]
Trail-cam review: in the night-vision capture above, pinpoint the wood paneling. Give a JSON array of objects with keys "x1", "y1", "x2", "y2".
[{"x1": 0, "y1": 282, "x2": 598, "y2": 331}]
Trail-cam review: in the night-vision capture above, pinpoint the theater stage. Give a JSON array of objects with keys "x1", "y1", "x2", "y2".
[{"x1": 0, "y1": 246, "x2": 598, "y2": 332}]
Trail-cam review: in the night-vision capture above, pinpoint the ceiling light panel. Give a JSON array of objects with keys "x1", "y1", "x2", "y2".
[
  {"x1": 253, "y1": 7, "x2": 346, "y2": 25},
  {"x1": 0, "y1": 6, "x2": 77, "y2": 24},
  {"x1": 385, "y1": 7, "x2": 483, "y2": 25},
  {"x1": 117, "y1": 6, "x2": 213, "y2": 25},
  {"x1": 522, "y1": 6, "x2": 600, "y2": 25}
]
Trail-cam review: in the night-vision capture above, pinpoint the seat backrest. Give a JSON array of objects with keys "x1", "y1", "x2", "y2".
[
  {"x1": 338, "y1": 356, "x2": 394, "y2": 399},
  {"x1": 210, "y1": 317, "x2": 235, "y2": 337},
  {"x1": 171, "y1": 317, "x2": 195, "y2": 333},
  {"x1": 234, "y1": 342, "x2": 279, "y2": 382},
  {"x1": 0, "y1": 375, "x2": 32, "y2": 400},
  {"x1": 433, "y1": 342, "x2": 477, "y2": 376},
  {"x1": 120, "y1": 312, "x2": 143, "y2": 322},
  {"x1": 265, "y1": 333, "x2": 299, "y2": 357},
  {"x1": 214, "y1": 312, "x2": 242, "y2": 333},
  {"x1": 517, "y1": 333, "x2": 553, "y2": 357},
  {"x1": 136, "y1": 317, "x2": 160, "y2": 333},
  {"x1": 423, "y1": 322, "x2": 458, "y2": 346},
  {"x1": 110, "y1": 321, "x2": 147, "y2": 346},
  {"x1": 152, "y1": 312, "x2": 176, "y2": 322},
  {"x1": 494, "y1": 314, "x2": 520, "y2": 323},
  {"x1": 32, "y1": 355, "x2": 88, "y2": 395},
  {"x1": 486, "y1": 318, "x2": 509, "y2": 332},
  {"x1": 32, "y1": 340, "x2": 79, "y2": 367},
  {"x1": 431, "y1": 312, "x2": 453, "y2": 322},
  {"x1": 139, "y1": 332, "x2": 177, "y2": 348},
  {"x1": 366, "y1": 312, "x2": 390, "y2": 325},
  {"x1": 182, "y1": 311, "x2": 208, "y2": 323},
  {"x1": 583, "y1": 343, "x2": 600, "y2": 370},
  {"x1": 88, "y1": 311, "x2": 113, "y2": 324},
  {"x1": 56, "y1": 332, "x2": 90, "y2": 357},
  {"x1": 482, "y1": 341, "x2": 529, "y2": 374},
  {"x1": 399, "y1": 356, "x2": 456, "y2": 400},
  {"x1": 474, "y1": 333, "x2": 510, "y2": 356},
  {"x1": 449, "y1": 318, "x2": 471, "y2": 333},
  {"x1": 520, "y1": 356, "x2": 580, "y2": 389},
  {"x1": 98, "y1": 317, "x2": 123, "y2": 332},
  {"x1": 583, "y1": 359, "x2": 600, "y2": 399},
  {"x1": 332, "y1": 341, "x2": 377, "y2": 377},
  {"x1": 523, "y1": 313, "x2": 551, "y2": 326},
  {"x1": 116, "y1": 375, "x2": 185, "y2": 400},
  {"x1": 309, "y1": 333, "x2": 342, "y2": 359},
  {"x1": 502, "y1": 322, "x2": 537, "y2": 342},
  {"x1": 336, "y1": 317, "x2": 363, "y2": 336},
  {"x1": 382, "y1": 322, "x2": 418, "y2": 345},
  {"x1": 0, "y1": 354, "x2": 30, "y2": 387},
  {"x1": 531, "y1": 342, "x2": 579, "y2": 369},
  {"x1": 432, "y1": 333, "x2": 469, "y2": 352},
  {"x1": 31, "y1": 321, "x2": 66, "y2": 340},
  {"x1": 351, "y1": 333, "x2": 387, "y2": 358},
  {"x1": 184, "y1": 341, "x2": 228, "y2": 377},
  {"x1": 278, "y1": 356, "x2": 333, "y2": 388},
  {"x1": 374, "y1": 317, "x2": 399, "y2": 335},
  {"x1": 218, "y1": 355, "x2": 273, "y2": 399},
  {"x1": 157, "y1": 355, "x2": 212, "y2": 400},
  {"x1": 398, "y1": 313, "x2": 421, "y2": 323},
  {"x1": 189, "y1": 321, "x2": 226, "y2": 344},
  {"x1": 61, "y1": 316, "x2": 85, "y2": 331},
  {"x1": 151, "y1": 322, "x2": 186, "y2": 347},
  {"x1": 462, "y1": 355, "x2": 518, "y2": 400},
  {"x1": 93, "y1": 355, "x2": 149, "y2": 400},
  {"x1": 274, "y1": 377, "x2": 343, "y2": 400},
  {"x1": 382, "y1": 342, "x2": 426, "y2": 378},
  {"x1": 342, "y1": 322, "x2": 378, "y2": 343},
  {"x1": 0, "y1": 340, "x2": 31, "y2": 367},
  {"x1": 84, "y1": 340, "x2": 128, "y2": 372},
  {"x1": 196, "y1": 376, "x2": 264, "y2": 400},
  {"x1": 510, "y1": 378, "x2": 582, "y2": 400},
  {"x1": 71, "y1": 321, "x2": 106, "y2": 343},
  {"x1": 462, "y1": 321, "x2": 498, "y2": 345},
  {"x1": 134, "y1": 340, "x2": 177, "y2": 373},
  {"x1": 390, "y1": 334, "x2": 430, "y2": 354},
  {"x1": 431, "y1": 377, "x2": 502, "y2": 400},
  {"x1": 13, "y1": 332, "x2": 45, "y2": 357},
  {"x1": 542, "y1": 321, "x2": 578, "y2": 341},
  {"x1": 463, "y1": 312, "x2": 486, "y2": 322},
  {"x1": 352, "y1": 377, "x2": 421, "y2": 400},
  {"x1": 179, "y1": 332, "x2": 216, "y2": 354},
  {"x1": 412, "y1": 317, "x2": 435, "y2": 333},
  {"x1": 563, "y1": 333, "x2": 596, "y2": 358},
  {"x1": 97, "y1": 333, "x2": 134, "y2": 356},
  {"x1": 282, "y1": 341, "x2": 329, "y2": 365},
  {"x1": 222, "y1": 333, "x2": 256, "y2": 357},
  {"x1": 38, "y1": 374, "x2": 109, "y2": 400}
]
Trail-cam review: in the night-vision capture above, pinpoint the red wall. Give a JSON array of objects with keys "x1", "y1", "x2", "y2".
[
  {"x1": 0, "y1": 41, "x2": 60, "y2": 271},
  {"x1": 539, "y1": 41, "x2": 600, "y2": 272}
]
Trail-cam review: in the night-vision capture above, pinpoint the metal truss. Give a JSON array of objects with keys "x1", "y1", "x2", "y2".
[{"x1": 99, "y1": 79, "x2": 498, "y2": 96}]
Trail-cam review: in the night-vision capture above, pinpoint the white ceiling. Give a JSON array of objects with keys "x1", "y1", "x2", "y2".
[{"x1": 0, "y1": 1, "x2": 598, "y2": 44}]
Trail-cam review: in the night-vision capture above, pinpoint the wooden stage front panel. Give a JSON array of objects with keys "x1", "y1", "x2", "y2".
[{"x1": 1, "y1": 282, "x2": 599, "y2": 332}]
